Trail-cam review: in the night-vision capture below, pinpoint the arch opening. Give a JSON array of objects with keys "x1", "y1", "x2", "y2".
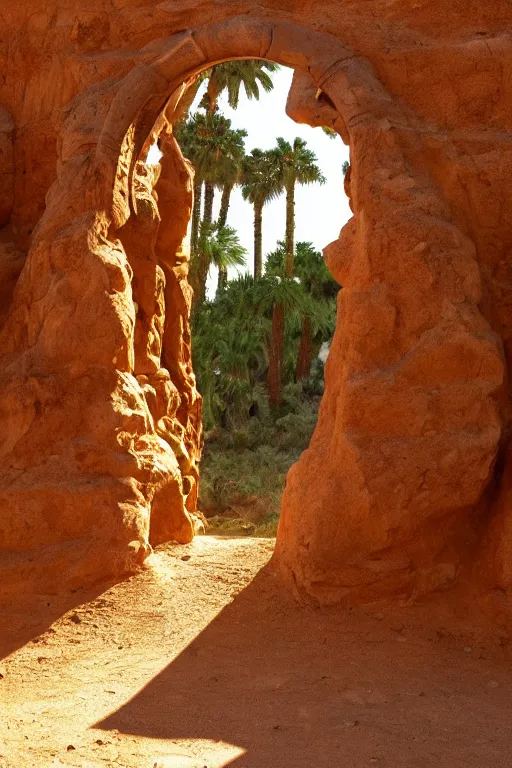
[
  {"x1": 93, "y1": 19, "x2": 359, "y2": 565},
  {"x1": 138, "y1": 60, "x2": 350, "y2": 542}
]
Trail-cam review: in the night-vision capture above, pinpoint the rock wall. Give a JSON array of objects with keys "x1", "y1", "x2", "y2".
[
  {"x1": 280, "y1": 68, "x2": 505, "y2": 603},
  {"x1": 0, "y1": 1, "x2": 512, "y2": 611},
  {"x1": 0, "y1": 109, "x2": 202, "y2": 594}
]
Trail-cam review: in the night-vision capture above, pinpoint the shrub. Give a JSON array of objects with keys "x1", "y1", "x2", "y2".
[{"x1": 199, "y1": 389, "x2": 320, "y2": 534}]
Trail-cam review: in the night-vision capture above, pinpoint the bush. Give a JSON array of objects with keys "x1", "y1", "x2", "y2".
[{"x1": 199, "y1": 387, "x2": 320, "y2": 535}]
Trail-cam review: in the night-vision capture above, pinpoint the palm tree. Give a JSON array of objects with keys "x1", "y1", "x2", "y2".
[
  {"x1": 215, "y1": 138, "x2": 247, "y2": 293},
  {"x1": 293, "y1": 243, "x2": 337, "y2": 380},
  {"x1": 259, "y1": 276, "x2": 309, "y2": 406},
  {"x1": 201, "y1": 62, "x2": 279, "y2": 288},
  {"x1": 266, "y1": 241, "x2": 338, "y2": 381},
  {"x1": 199, "y1": 114, "x2": 247, "y2": 226},
  {"x1": 199, "y1": 223, "x2": 247, "y2": 271},
  {"x1": 273, "y1": 137, "x2": 326, "y2": 278},
  {"x1": 201, "y1": 60, "x2": 279, "y2": 114},
  {"x1": 241, "y1": 149, "x2": 283, "y2": 278},
  {"x1": 192, "y1": 274, "x2": 271, "y2": 428},
  {"x1": 174, "y1": 60, "x2": 279, "y2": 126},
  {"x1": 175, "y1": 60, "x2": 278, "y2": 278},
  {"x1": 191, "y1": 222, "x2": 247, "y2": 306},
  {"x1": 172, "y1": 72, "x2": 208, "y2": 125},
  {"x1": 216, "y1": 174, "x2": 240, "y2": 294},
  {"x1": 256, "y1": 138, "x2": 325, "y2": 404},
  {"x1": 175, "y1": 112, "x2": 247, "y2": 267},
  {"x1": 217, "y1": 176, "x2": 238, "y2": 229},
  {"x1": 204, "y1": 271, "x2": 307, "y2": 407}
]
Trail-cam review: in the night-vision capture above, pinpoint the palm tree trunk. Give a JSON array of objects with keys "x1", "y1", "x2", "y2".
[
  {"x1": 296, "y1": 315, "x2": 313, "y2": 380},
  {"x1": 217, "y1": 182, "x2": 232, "y2": 293},
  {"x1": 191, "y1": 246, "x2": 209, "y2": 308},
  {"x1": 206, "y1": 76, "x2": 220, "y2": 115},
  {"x1": 197, "y1": 259, "x2": 208, "y2": 305},
  {"x1": 218, "y1": 183, "x2": 233, "y2": 228},
  {"x1": 268, "y1": 301, "x2": 285, "y2": 407},
  {"x1": 195, "y1": 181, "x2": 213, "y2": 305},
  {"x1": 191, "y1": 179, "x2": 202, "y2": 258},
  {"x1": 272, "y1": 181, "x2": 294, "y2": 404},
  {"x1": 203, "y1": 182, "x2": 215, "y2": 225},
  {"x1": 254, "y1": 200, "x2": 263, "y2": 278},
  {"x1": 216, "y1": 270, "x2": 227, "y2": 296},
  {"x1": 285, "y1": 180, "x2": 295, "y2": 278}
]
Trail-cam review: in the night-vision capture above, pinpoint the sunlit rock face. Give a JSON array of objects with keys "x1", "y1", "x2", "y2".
[{"x1": 1, "y1": 1, "x2": 512, "y2": 614}]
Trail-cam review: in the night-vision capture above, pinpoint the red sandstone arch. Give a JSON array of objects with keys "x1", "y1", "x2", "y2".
[{"x1": 0, "y1": 16, "x2": 508, "y2": 608}]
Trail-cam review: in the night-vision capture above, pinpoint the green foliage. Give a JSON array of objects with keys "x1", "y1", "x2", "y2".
[
  {"x1": 174, "y1": 59, "x2": 279, "y2": 148},
  {"x1": 192, "y1": 249, "x2": 335, "y2": 535},
  {"x1": 196, "y1": 223, "x2": 248, "y2": 271},
  {"x1": 265, "y1": 240, "x2": 337, "y2": 295},
  {"x1": 192, "y1": 276, "x2": 270, "y2": 429},
  {"x1": 265, "y1": 240, "x2": 338, "y2": 339},
  {"x1": 241, "y1": 148, "x2": 283, "y2": 207},
  {"x1": 273, "y1": 136, "x2": 327, "y2": 190},
  {"x1": 192, "y1": 241, "x2": 337, "y2": 430},
  {"x1": 200, "y1": 60, "x2": 280, "y2": 112},
  {"x1": 199, "y1": 389, "x2": 321, "y2": 535},
  {"x1": 175, "y1": 111, "x2": 247, "y2": 187},
  {"x1": 189, "y1": 220, "x2": 248, "y2": 306}
]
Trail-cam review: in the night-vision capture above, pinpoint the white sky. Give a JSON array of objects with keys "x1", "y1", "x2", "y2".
[{"x1": 150, "y1": 67, "x2": 352, "y2": 292}]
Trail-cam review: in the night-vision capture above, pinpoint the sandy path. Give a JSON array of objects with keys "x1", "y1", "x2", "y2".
[{"x1": 1, "y1": 535, "x2": 511, "y2": 768}]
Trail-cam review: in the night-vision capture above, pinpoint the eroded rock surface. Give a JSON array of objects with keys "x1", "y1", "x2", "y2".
[
  {"x1": 0, "y1": 109, "x2": 15, "y2": 228},
  {"x1": 0, "y1": 114, "x2": 201, "y2": 594},
  {"x1": 0, "y1": 3, "x2": 512, "y2": 617}
]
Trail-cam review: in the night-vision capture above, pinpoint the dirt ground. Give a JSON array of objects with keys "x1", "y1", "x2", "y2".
[{"x1": 1, "y1": 535, "x2": 512, "y2": 768}]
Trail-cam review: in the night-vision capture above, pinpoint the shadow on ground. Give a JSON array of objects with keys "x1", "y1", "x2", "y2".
[
  {"x1": 0, "y1": 578, "x2": 120, "y2": 661},
  {"x1": 96, "y1": 565, "x2": 512, "y2": 768}
]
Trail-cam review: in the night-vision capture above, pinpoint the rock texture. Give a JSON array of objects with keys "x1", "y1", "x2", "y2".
[
  {"x1": 0, "y1": 109, "x2": 15, "y2": 229},
  {"x1": 0, "y1": 106, "x2": 202, "y2": 594},
  {"x1": 1, "y1": 2, "x2": 512, "y2": 613},
  {"x1": 282, "y1": 63, "x2": 506, "y2": 604}
]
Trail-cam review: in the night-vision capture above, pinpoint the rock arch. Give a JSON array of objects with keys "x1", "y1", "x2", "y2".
[{"x1": 0, "y1": 15, "x2": 509, "y2": 609}]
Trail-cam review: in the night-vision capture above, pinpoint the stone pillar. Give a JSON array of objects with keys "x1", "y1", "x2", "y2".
[{"x1": 276, "y1": 62, "x2": 505, "y2": 604}]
